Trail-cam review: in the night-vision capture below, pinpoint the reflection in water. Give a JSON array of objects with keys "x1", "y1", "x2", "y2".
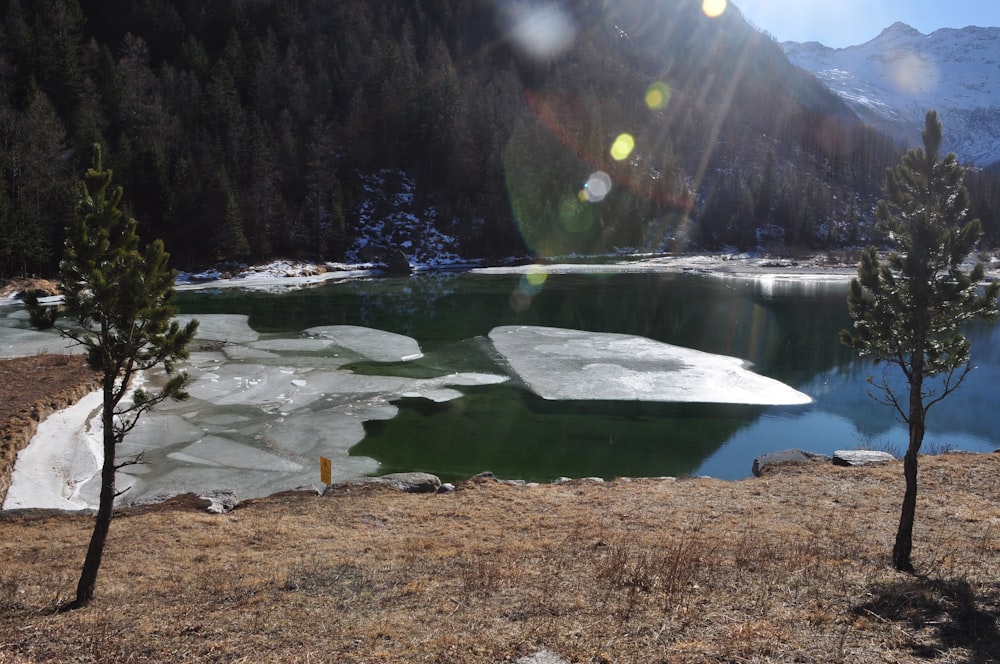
[
  {"x1": 175, "y1": 271, "x2": 1000, "y2": 480},
  {"x1": 353, "y1": 385, "x2": 763, "y2": 482}
]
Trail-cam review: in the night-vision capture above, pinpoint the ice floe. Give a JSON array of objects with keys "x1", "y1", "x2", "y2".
[
  {"x1": 178, "y1": 313, "x2": 259, "y2": 344},
  {"x1": 305, "y1": 325, "x2": 424, "y2": 362},
  {"x1": 4, "y1": 320, "x2": 508, "y2": 510},
  {"x1": 489, "y1": 325, "x2": 812, "y2": 406},
  {"x1": 0, "y1": 326, "x2": 82, "y2": 358}
]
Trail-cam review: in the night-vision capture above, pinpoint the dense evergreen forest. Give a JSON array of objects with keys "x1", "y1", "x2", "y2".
[{"x1": 2, "y1": 0, "x2": 999, "y2": 277}]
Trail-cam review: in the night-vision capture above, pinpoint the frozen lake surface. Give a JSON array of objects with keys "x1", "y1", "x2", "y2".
[
  {"x1": 3, "y1": 314, "x2": 514, "y2": 510},
  {"x1": 3, "y1": 268, "x2": 999, "y2": 509}
]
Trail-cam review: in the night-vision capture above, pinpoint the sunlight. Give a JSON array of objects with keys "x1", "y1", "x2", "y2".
[
  {"x1": 702, "y1": 0, "x2": 727, "y2": 19},
  {"x1": 610, "y1": 133, "x2": 635, "y2": 161}
]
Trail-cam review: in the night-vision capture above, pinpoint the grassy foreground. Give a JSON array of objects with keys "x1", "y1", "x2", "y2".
[{"x1": 2, "y1": 452, "x2": 1000, "y2": 663}]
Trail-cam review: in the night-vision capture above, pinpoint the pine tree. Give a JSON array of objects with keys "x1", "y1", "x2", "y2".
[
  {"x1": 25, "y1": 144, "x2": 198, "y2": 609},
  {"x1": 841, "y1": 110, "x2": 999, "y2": 573}
]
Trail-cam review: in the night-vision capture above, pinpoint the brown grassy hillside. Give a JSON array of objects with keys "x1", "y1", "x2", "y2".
[{"x1": 2, "y1": 448, "x2": 1000, "y2": 662}]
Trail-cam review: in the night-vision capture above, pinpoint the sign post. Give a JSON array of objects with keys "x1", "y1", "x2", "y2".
[{"x1": 319, "y1": 456, "x2": 332, "y2": 486}]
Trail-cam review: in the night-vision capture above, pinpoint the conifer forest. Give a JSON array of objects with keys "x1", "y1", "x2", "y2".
[{"x1": 3, "y1": 0, "x2": 1000, "y2": 277}]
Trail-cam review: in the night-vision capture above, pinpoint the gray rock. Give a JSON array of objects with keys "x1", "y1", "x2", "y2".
[
  {"x1": 375, "y1": 472, "x2": 441, "y2": 493},
  {"x1": 833, "y1": 450, "x2": 896, "y2": 467},
  {"x1": 200, "y1": 489, "x2": 239, "y2": 513},
  {"x1": 752, "y1": 449, "x2": 828, "y2": 476}
]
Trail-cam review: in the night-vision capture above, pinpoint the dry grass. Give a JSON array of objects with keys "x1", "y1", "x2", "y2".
[{"x1": 2, "y1": 453, "x2": 1000, "y2": 662}]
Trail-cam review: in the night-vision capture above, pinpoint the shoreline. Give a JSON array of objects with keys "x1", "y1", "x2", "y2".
[
  {"x1": 1, "y1": 252, "x2": 864, "y2": 305},
  {"x1": 0, "y1": 253, "x2": 942, "y2": 513}
]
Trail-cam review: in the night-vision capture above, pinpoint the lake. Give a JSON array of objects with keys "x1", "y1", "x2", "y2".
[{"x1": 169, "y1": 267, "x2": 1000, "y2": 485}]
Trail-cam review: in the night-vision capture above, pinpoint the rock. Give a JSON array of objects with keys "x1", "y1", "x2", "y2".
[
  {"x1": 470, "y1": 471, "x2": 498, "y2": 481},
  {"x1": 437, "y1": 483, "x2": 455, "y2": 493},
  {"x1": 833, "y1": 450, "x2": 896, "y2": 467},
  {"x1": 375, "y1": 472, "x2": 441, "y2": 493},
  {"x1": 752, "y1": 449, "x2": 828, "y2": 476},
  {"x1": 384, "y1": 249, "x2": 412, "y2": 275},
  {"x1": 200, "y1": 489, "x2": 239, "y2": 514}
]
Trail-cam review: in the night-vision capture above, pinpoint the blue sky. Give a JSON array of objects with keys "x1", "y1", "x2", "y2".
[{"x1": 734, "y1": 0, "x2": 1000, "y2": 48}]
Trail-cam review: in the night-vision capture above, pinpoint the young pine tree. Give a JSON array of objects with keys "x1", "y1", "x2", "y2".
[
  {"x1": 26, "y1": 144, "x2": 198, "y2": 609},
  {"x1": 841, "y1": 110, "x2": 999, "y2": 573}
]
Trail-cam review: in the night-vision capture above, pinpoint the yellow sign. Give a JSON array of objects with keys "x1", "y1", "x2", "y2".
[{"x1": 319, "y1": 456, "x2": 332, "y2": 485}]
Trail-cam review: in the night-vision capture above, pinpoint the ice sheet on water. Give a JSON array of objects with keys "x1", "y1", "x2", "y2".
[
  {"x1": 489, "y1": 325, "x2": 811, "y2": 405},
  {"x1": 305, "y1": 325, "x2": 424, "y2": 362},
  {"x1": 249, "y1": 337, "x2": 337, "y2": 353},
  {"x1": 0, "y1": 327, "x2": 82, "y2": 358},
  {"x1": 168, "y1": 435, "x2": 303, "y2": 471},
  {"x1": 119, "y1": 413, "x2": 203, "y2": 454},
  {"x1": 262, "y1": 403, "x2": 399, "y2": 458},
  {"x1": 4, "y1": 319, "x2": 510, "y2": 510},
  {"x1": 423, "y1": 372, "x2": 509, "y2": 387},
  {"x1": 223, "y1": 345, "x2": 281, "y2": 361},
  {"x1": 177, "y1": 314, "x2": 259, "y2": 343},
  {"x1": 401, "y1": 388, "x2": 464, "y2": 402},
  {"x1": 0, "y1": 308, "x2": 29, "y2": 325},
  {"x1": 185, "y1": 363, "x2": 320, "y2": 410}
]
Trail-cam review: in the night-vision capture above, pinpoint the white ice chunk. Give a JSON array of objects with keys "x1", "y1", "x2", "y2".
[
  {"x1": 185, "y1": 364, "x2": 317, "y2": 409},
  {"x1": 186, "y1": 350, "x2": 227, "y2": 366},
  {"x1": 489, "y1": 326, "x2": 811, "y2": 405},
  {"x1": 168, "y1": 436, "x2": 303, "y2": 471},
  {"x1": 421, "y1": 372, "x2": 509, "y2": 387},
  {"x1": 401, "y1": 388, "x2": 464, "y2": 402},
  {"x1": 223, "y1": 345, "x2": 281, "y2": 361},
  {"x1": 265, "y1": 410, "x2": 371, "y2": 457},
  {"x1": 177, "y1": 314, "x2": 259, "y2": 343},
  {"x1": 249, "y1": 337, "x2": 336, "y2": 352},
  {"x1": 305, "y1": 325, "x2": 424, "y2": 362}
]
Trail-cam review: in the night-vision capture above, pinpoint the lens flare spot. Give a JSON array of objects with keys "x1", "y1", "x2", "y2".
[
  {"x1": 525, "y1": 267, "x2": 548, "y2": 287},
  {"x1": 559, "y1": 194, "x2": 594, "y2": 233},
  {"x1": 890, "y1": 52, "x2": 939, "y2": 93},
  {"x1": 504, "y1": 4, "x2": 575, "y2": 60},
  {"x1": 610, "y1": 134, "x2": 635, "y2": 162},
  {"x1": 582, "y1": 171, "x2": 612, "y2": 203},
  {"x1": 645, "y1": 82, "x2": 671, "y2": 110},
  {"x1": 702, "y1": 0, "x2": 727, "y2": 18}
]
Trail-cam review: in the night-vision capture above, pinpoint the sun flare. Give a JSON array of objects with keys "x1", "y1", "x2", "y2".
[{"x1": 702, "y1": 0, "x2": 727, "y2": 19}]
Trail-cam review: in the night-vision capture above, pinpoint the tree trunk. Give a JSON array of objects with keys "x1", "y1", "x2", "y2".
[
  {"x1": 63, "y1": 385, "x2": 117, "y2": 610},
  {"x1": 892, "y1": 383, "x2": 925, "y2": 574}
]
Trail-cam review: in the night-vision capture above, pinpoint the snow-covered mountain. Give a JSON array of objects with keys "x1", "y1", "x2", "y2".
[{"x1": 783, "y1": 22, "x2": 1000, "y2": 166}]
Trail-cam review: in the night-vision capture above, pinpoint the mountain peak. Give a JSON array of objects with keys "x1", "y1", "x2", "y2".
[
  {"x1": 873, "y1": 22, "x2": 925, "y2": 42},
  {"x1": 784, "y1": 22, "x2": 1000, "y2": 165}
]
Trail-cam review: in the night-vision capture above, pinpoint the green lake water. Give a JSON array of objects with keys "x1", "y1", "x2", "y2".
[{"x1": 175, "y1": 270, "x2": 1000, "y2": 481}]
